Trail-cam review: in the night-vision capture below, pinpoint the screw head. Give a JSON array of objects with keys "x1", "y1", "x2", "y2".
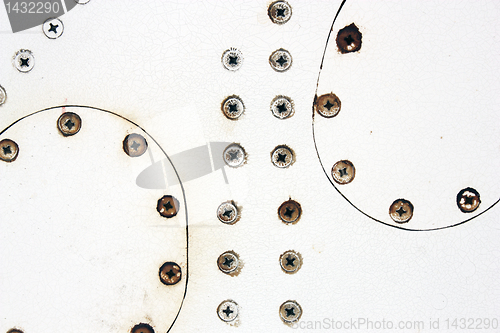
[
  {"x1": 223, "y1": 143, "x2": 246, "y2": 168},
  {"x1": 217, "y1": 251, "x2": 240, "y2": 275},
  {"x1": 336, "y1": 23, "x2": 362, "y2": 54},
  {"x1": 217, "y1": 201, "x2": 239, "y2": 224},
  {"x1": 123, "y1": 133, "x2": 148, "y2": 157},
  {"x1": 331, "y1": 160, "x2": 355, "y2": 185},
  {"x1": 279, "y1": 250, "x2": 302, "y2": 274},
  {"x1": 157, "y1": 195, "x2": 180, "y2": 218},
  {"x1": 130, "y1": 323, "x2": 155, "y2": 333},
  {"x1": 389, "y1": 199, "x2": 414, "y2": 223},
  {"x1": 269, "y1": 48, "x2": 292, "y2": 72},
  {"x1": 0, "y1": 139, "x2": 19, "y2": 162},
  {"x1": 43, "y1": 18, "x2": 64, "y2": 39},
  {"x1": 222, "y1": 48, "x2": 243, "y2": 71},
  {"x1": 268, "y1": 1, "x2": 292, "y2": 25},
  {"x1": 221, "y1": 95, "x2": 245, "y2": 120},
  {"x1": 57, "y1": 112, "x2": 82, "y2": 136},
  {"x1": 159, "y1": 261, "x2": 182, "y2": 285},
  {"x1": 457, "y1": 187, "x2": 481, "y2": 213},
  {"x1": 217, "y1": 300, "x2": 239, "y2": 322},
  {"x1": 7, "y1": 329, "x2": 24, "y2": 333},
  {"x1": 279, "y1": 300, "x2": 302, "y2": 324},
  {"x1": 0, "y1": 85, "x2": 6, "y2": 106},
  {"x1": 278, "y1": 199, "x2": 301, "y2": 224},
  {"x1": 315, "y1": 93, "x2": 341, "y2": 118},
  {"x1": 13, "y1": 49, "x2": 34, "y2": 73},
  {"x1": 271, "y1": 145, "x2": 294, "y2": 168},
  {"x1": 270, "y1": 95, "x2": 294, "y2": 119}
]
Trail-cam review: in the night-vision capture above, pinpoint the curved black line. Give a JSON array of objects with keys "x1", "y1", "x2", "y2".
[
  {"x1": 311, "y1": 2, "x2": 500, "y2": 231},
  {"x1": 1, "y1": 105, "x2": 189, "y2": 330}
]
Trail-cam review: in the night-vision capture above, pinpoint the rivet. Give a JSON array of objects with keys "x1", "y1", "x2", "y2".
[
  {"x1": 315, "y1": 93, "x2": 341, "y2": 118},
  {"x1": 336, "y1": 23, "x2": 362, "y2": 53},
  {"x1": 268, "y1": 1, "x2": 292, "y2": 25},
  {"x1": 457, "y1": 187, "x2": 481, "y2": 213},
  {"x1": 42, "y1": 18, "x2": 64, "y2": 39},
  {"x1": 222, "y1": 48, "x2": 243, "y2": 71},
  {"x1": 221, "y1": 95, "x2": 245, "y2": 120},
  {"x1": 130, "y1": 323, "x2": 155, "y2": 333},
  {"x1": 217, "y1": 300, "x2": 239, "y2": 322},
  {"x1": 57, "y1": 112, "x2": 81, "y2": 136},
  {"x1": 269, "y1": 48, "x2": 292, "y2": 72},
  {"x1": 159, "y1": 261, "x2": 182, "y2": 285},
  {"x1": 389, "y1": 199, "x2": 414, "y2": 223},
  {"x1": 13, "y1": 49, "x2": 34, "y2": 73},
  {"x1": 270, "y1": 95, "x2": 294, "y2": 119},
  {"x1": 223, "y1": 143, "x2": 246, "y2": 168},
  {"x1": 156, "y1": 195, "x2": 180, "y2": 218},
  {"x1": 279, "y1": 300, "x2": 302, "y2": 324},
  {"x1": 279, "y1": 250, "x2": 302, "y2": 274},
  {"x1": 217, "y1": 251, "x2": 240, "y2": 275},
  {"x1": 271, "y1": 145, "x2": 294, "y2": 168},
  {"x1": 0, "y1": 85, "x2": 6, "y2": 106},
  {"x1": 278, "y1": 199, "x2": 301, "y2": 224},
  {"x1": 123, "y1": 133, "x2": 148, "y2": 157},
  {"x1": 331, "y1": 160, "x2": 355, "y2": 185},
  {"x1": 217, "y1": 201, "x2": 239, "y2": 224},
  {"x1": 0, "y1": 139, "x2": 19, "y2": 162}
]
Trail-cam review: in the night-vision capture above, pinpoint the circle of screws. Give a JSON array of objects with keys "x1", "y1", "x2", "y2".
[
  {"x1": 271, "y1": 145, "x2": 294, "y2": 168},
  {"x1": 217, "y1": 300, "x2": 239, "y2": 322},
  {"x1": 222, "y1": 48, "x2": 243, "y2": 71},
  {"x1": 0, "y1": 139, "x2": 19, "y2": 162},
  {"x1": 217, "y1": 201, "x2": 239, "y2": 224},
  {"x1": 280, "y1": 250, "x2": 302, "y2": 274},
  {"x1": 57, "y1": 112, "x2": 82, "y2": 136},
  {"x1": 389, "y1": 199, "x2": 414, "y2": 224},
  {"x1": 217, "y1": 251, "x2": 240, "y2": 274},
  {"x1": 269, "y1": 48, "x2": 292, "y2": 72},
  {"x1": 278, "y1": 199, "x2": 301, "y2": 224},
  {"x1": 0, "y1": 85, "x2": 6, "y2": 106},
  {"x1": 270, "y1": 95, "x2": 294, "y2": 119},
  {"x1": 221, "y1": 95, "x2": 245, "y2": 120},
  {"x1": 279, "y1": 300, "x2": 302, "y2": 324},
  {"x1": 223, "y1": 143, "x2": 246, "y2": 168},
  {"x1": 268, "y1": 1, "x2": 292, "y2": 25},
  {"x1": 13, "y1": 49, "x2": 35, "y2": 73},
  {"x1": 123, "y1": 133, "x2": 148, "y2": 157},
  {"x1": 315, "y1": 93, "x2": 341, "y2": 118},
  {"x1": 159, "y1": 262, "x2": 182, "y2": 285},
  {"x1": 130, "y1": 323, "x2": 155, "y2": 333},
  {"x1": 336, "y1": 23, "x2": 362, "y2": 54},
  {"x1": 43, "y1": 18, "x2": 64, "y2": 39},
  {"x1": 157, "y1": 195, "x2": 180, "y2": 218},
  {"x1": 457, "y1": 187, "x2": 481, "y2": 213},
  {"x1": 331, "y1": 160, "x2": 355, "y2": 185}
]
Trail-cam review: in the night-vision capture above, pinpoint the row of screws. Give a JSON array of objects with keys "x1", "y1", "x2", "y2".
[
  {"x1": 221, "y1": 94, "x2": 294, "y2": 120},
  {"x1": 222, "y1": 143, "x2": 295, "y2": 169},
  {"x1": 216, "y1": 249, "x2": 301, "y2": 276},
  {"x1": 216, "y1": 299, "x2": 302, "y2": 324},
  {"x1": 222, "y1": 48, "x2": 293, "y2": 72},
  {"x1": 217, "y1": 199, "x2": 301, "y2": 225}
]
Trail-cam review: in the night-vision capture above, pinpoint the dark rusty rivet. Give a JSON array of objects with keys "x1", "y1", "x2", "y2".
[
  {"x1": 278, "y1": 199, "x2": 301, "y2": 224},
  {"x1": 217, "y1": 201, "x2": 239, "y2": 224},
  {"x1": 42, "y1": 17, "x2": 64, "y2": 39},
  {"x1": 159, "y1": 261, "x2": 182, "y2": 285},
  {"x1": 217, "y1": 300, "x2": 239, "y2": 322},
  {"x1": 331, "y1": 160, "x2": 355, "y2": 185},
  {"x1": 280, "y1": 250, "x2": 302, "y2": 274},
  {"x1": 268, "y1": 1, "x2": 292, "y2": 25},
  {"x1": 0, "y1": 139, "x2": 19, "y2": 162},
  {"x1": 13, "y1": 49, "x2": 34, "y2": 73},
  {"x1": 389, "y1": 199, "x2": 414, "y2": 223},
  {"x1": 0, "y1": 85, "x2": 6, "y2": 105},
  {"x1": 223, "y1": 143, "x2": 246, "y2": 168},
  {"x1": 269, "y1": 48, "x2": 292, "y2": 72},
  {"x1": 221, "y1": 95, "x2": 245, "y2": 120},
  {"x1": 336, "y1": 23, "x2": 362, "y2": 54},
  {"x1": 222, "y1": 48, "x2": 243, "y2": 71},
  {"x1": 157, "y1": 195, "x2": 180, "y2": 218},
  {"x1": 315, "y1": 93, "x2": 341, "y2": 118},
  {"x1": 271, "y1": 145, "x2": 294, "y2": 168},
  {"x1": 271, "y1": 95, "x2": 294, "y2": 119},
  {"x1": 279, "y1": 300, "x2": 302, "y2": 324},
  {"x1": 130, "y1": 323, "x2": 155, "y2": 333},
  {"x1": 123, "y1": 133, "x2": 148, "y2": 157},
  {"x1": 457, "y1": 187, "x2": 481, "y2": 213},
  {"x1": 57, "y1": 112, "x2": 81, "y2": 136},
  {"x1": 7, "y1": 329, "x2": 24, "y2": 333},
  {"x1": 217, "y1": 251, "x2": 240, "y2": 275}
]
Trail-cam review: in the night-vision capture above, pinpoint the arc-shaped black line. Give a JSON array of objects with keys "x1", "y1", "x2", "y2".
[
  {"x1": 311, "y1": 1, "x2": 499, "y2": 232},
  {"x1": 1, "y1": 105, "x2": 189, "y2": 331}
]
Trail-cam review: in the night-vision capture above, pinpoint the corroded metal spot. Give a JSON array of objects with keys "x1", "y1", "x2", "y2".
[
  {"x1": 221, "y1": 95, "x2": 245, "y2": 120},
  {"x1": 217, "y1": 300, "x2": 239, "y2": 323},
  {"x1": 159, "y1": 262, "x2": 182, "y2": 285},
  {"x1": 7, "y1": 329, "x2": 24, "y2": 333},
  {"x1": 278, "y1": 199, "x2": 301, "y2": 224},
  {"x1": 223, "y1": 143, "x2": 246, "y2": 168},
  {"x1": 57, "y1": 112, "x2": 82, "y2": 136},
  {"x1": 279, "y1": 300, "x2": 302, "y2": 324},
  {"x1": 336, "y1": 23, "x2": 362, "y2": 54},
  {"x1": 315, "y1": 93, "x2": 341, "y2": 118},
  {"x1": 222, "y1": 48, "x2": 243, "y2": 71},
  {"x1": 457, "y1": 187, "x2": 481, "y2": 213},
  {"x1": 279, "y1": 250, "x2": 302, "y2": 274},
  {"x1": 13, "y1": 49, "x2": 35, "y2": 73},
  {"x1": 331, "y1": 160, "x2": 355, "y2": 185},
  {"x1": 217, "y1": 201, "x2": 240, "y2": 224},
  {"x1": 123, "y1": 133, "x2": 148, "y2": 157},
  {"x1": 0, "y1": 139, "x2": 19, "y2": 162},
  {"x1": 268, "y1": 1, "x2": 292, "y2": 25},
  {"x1": 130, "y1": 323, "x2": 155, "y2": 333},
  {"x1": 389, "y1": 199, "x2": 414, "y2": 223},
  {"x1": 269, "y1": 48, "x2": 292, "y2": 72},
  {"x1": 0, "y1": 85, "x2": 6, "y2": 105},
  {"x1": 271, "y1": 145, "x2": 294, "y2": 168},
  {"x1": 157, "y1": 195, "x2": 180, "y2": 218},
  {"x1": 270, "y1": 95, "x2": 294, "y2": 119},
  {"x1": 217, "y1": 251, "x2": 241, "y2": 275}
]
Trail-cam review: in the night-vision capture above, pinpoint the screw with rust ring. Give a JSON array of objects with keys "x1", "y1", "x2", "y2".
[
  {"x1": 315, "y1": 92, "x2": 341, "y2": 118},
  {"x1": 217, "y1": 251, "x2": 240, "y2": 275},
  {"x1": 217, "y1": 300, "x2": 239, "y2": 322},
  {"x1": 159, "y1": 261, "x2": 182, "y2": 285},
  {"x1": 130, "y1": 323, "x2": 155, "y2": 333},
  {"x1": 280, "y1": 250, "x2": 302, "y2": 274},
  {"x1": 336, "y1": 23, "x2": 362, "y2": 53},
  {"x1": 217, "y1": 201, "x2": 239, "y2": 224},
  {"x1": 389, "y1": 199, "x2": 414, "y2": 223},
  {"x1": 57, "y1": 112, "x2": 82, "y2": 136},
  {"x1": 278, "y1": 199, "x2": 301, "y2": 224},
  {"x1": 331, "y1": 160, "x2": 355, "y2": 185},
  {"x1": 279, "y1": 300, "x2": 302, "y2": 324},
  {"x1": 0, "y1": 139, "x2": 19, "y2": 162},
  {"x1": 457, "y1": 187, "x2": 481, "y2": 213},
  {"x1": 123, "y1": 133, "x2": 148, "y2": 157},
  {"x1": 157, "y1": 195, "x2": 180, "y2": 218}
]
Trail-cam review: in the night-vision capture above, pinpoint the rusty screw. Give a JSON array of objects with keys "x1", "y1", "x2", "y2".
[
  {"x1": 0, "y1": 85, "x2": 6, "y2": 106},
  {"x1": 123, "y1": 133, "x2": 148, "y2": 157},
  {"x1": 279, "y1": 300, "x2": 302, "y2": 324},
  {"x1": 271, "y1": 95, "x2": 294, "y2": 119},
  {"x1": 13, "y1": 49, "x2": 34, "y2": 73},
  {"x1": 389, "y1": 199, "x2": 414, "y2": 223},
  {"x1": 217, "y1": 251, "x2": 240, "y2": 275},
  {"x1": 217, "y1": 300, "x2": 239, "y2": 322},
  {"x1": 271, "y1": 145, "x2": 294, "y2": 168},
  {"x1": 159, "y1": 262, "x2": 182, "y2": 285},
  {"x1": 221, "y1": 95, "x2": 245, "y2": 120},
  {"x1": 315, "y1": 93, "x2": 341, "y2": 118},
  {"x1": 268, "y1": 1, "x2": 292, "y2": 25},
  {"x1": 130, "y1": 323, "x2": 155, "y2": 333},
  {"x1": 7, "y1": 329, "x2": 24, "y2": 333},
  {"x1": 280, "y1": 250, "x2": 302, "y2": 274},
  {"x1": 269, "y1": 48, "x2": 292, "y2": 72},
  {"x1": 0, "y1": 139, "x2": 19, "y2": 162},
  {"x1": 331, "y1": 160, "x2": 355, "y2": 185},
  {"x1": 457, "y1": 187, "x2": 481, "y2": 213},
  {"x1": 222, "y1": 48, "x2": 243, "y2": 71},
  {"x1": 278, "y1": 199, "x2": 301, "y2": 224},
  {"x1": 157, "y1": 195, "x2": 180, "y2": 218},
  {"x1": 57, "y1": 112, "x2": 82, "y2": 136},
  {"x1": 336, "y1": 23, "x2": 362, "y2": 53},
  {"x1": 43, "y1": 18, "x2": 64, "y2": 39},
  {"x1": 217, "y1": 201, "x2": 239, "y2": 224}
]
